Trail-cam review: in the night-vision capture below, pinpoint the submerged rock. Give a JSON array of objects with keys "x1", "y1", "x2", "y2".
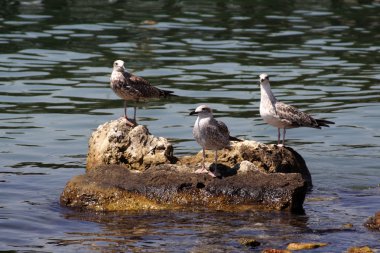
[
  {"x1": 364, "y1": 211, "x2": 380, "y2": 231},
  {"x1": 239, "y1": 238, "x2": 261, "y2": 248},
  {"x1": 347, "y1": 246, "x2": 374, "y2": 253},
  {"x1": 61, "y1": 119, "x2": 312, "y2": 213},
  {"x1": 287, "y1": 242, "x2": 328, "y2": 250},
  {"x1": 262, "y1": 249, "x2": 291, "y2": 253}
]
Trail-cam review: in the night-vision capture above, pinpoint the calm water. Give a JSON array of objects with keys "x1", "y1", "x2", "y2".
[{"x1": 0, "y1": 0, "x2": 379, "y2": 252}]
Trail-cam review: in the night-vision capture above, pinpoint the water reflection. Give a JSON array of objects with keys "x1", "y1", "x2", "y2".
[
  {"x1": 0, "y1": 0, "x2": 380, "y2": 251},
  {"x1": 58, "y1": 210, "x2": 312, "y2": 251}
]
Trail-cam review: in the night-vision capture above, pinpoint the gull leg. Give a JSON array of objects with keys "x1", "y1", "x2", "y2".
[
  {"x1": 202, "y1": 148, "x2": 205, "y2": 169},
  {"x1": 123, "y1": 101, "x2": 135, "y2": 127},
  {"x1": 124, "y1": 100, "x2": 127, "y2": 118},
  {"x1": 282, "y1": 128, "x2": 286, "y2": 146},
  {"x1": 195, "y1": 148, "x2": 214, "y2": 176},
  {"x1": 209, "y1": 150, "x2": 219, "y2": 177},
  {"x1": 195, "y1": 148, "x2": 207, "y2": 173},
  {"x1": 131, "y1": 104, "x2": 138, "y2": 126},
  {"x1": 132, "y1": 100, "x2": 139, "y2": 125},
  {"x1": 277, "y1": 128, "x2": 284, "y2": 147}
]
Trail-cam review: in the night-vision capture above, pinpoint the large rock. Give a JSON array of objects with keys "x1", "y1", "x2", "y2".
[
  {"x1": 61, "y1": 119, "x2": 312, "y2": 213},
  {"x1": 60, "y1": 163, "x2": 306, "y2": 213}
]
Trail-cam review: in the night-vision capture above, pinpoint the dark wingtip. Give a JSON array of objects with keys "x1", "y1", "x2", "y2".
[
  {"x1": 160, "y1": 89, "x2": 175, "y2": 98},
  {"x1": 229, "y1": 136, "x2": 243, "y2": 142},
  {"x1": 316, "y1": 119, "x2": 335, "y2": 128}
]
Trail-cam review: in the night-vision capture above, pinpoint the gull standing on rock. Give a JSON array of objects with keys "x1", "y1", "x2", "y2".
[
  {"x1": 190, "y1": 105, "x2": 241, "y2": 177},
  {"x1": 259, "y1": 73, "x2": 334, "y2": 146},
  {"x1": 110, "y1": 59, "x2": 174, "y2": 126}
]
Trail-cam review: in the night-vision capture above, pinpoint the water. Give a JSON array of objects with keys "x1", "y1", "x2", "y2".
[{"x1": 0, "y1": 0, "x2": 379, "y2": 251}]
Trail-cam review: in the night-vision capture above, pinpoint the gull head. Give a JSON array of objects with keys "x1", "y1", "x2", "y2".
[
  {"x1": 113, "y1": 59, "x2": 125, "y2": 72},
  {"x1": 189, "y1": 104, "x2": 213, "y2": 117},
  {"x1": 259, "y1": 73, "x2": 270, "y2": 85}
]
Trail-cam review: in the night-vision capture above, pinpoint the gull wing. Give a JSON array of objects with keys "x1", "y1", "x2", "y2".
[
  {"x1": 275, "y1": 101, "x2": 320, "y2": 128},
  {"x1": 123, "y1": 72, "x2": 162, "y2": 98},
  {"x1": 203, "y1": 120, "x2": 231, "y2": 148}
]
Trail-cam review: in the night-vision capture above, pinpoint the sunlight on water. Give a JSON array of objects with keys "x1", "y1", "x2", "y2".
[{"x1": 0, "y1": 0, "x2": 379, "y2": 252}]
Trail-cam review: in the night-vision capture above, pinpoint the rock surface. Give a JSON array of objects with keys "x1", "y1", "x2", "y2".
[
  {"x1": 87, "y1": 118, "x2": 312, "y2": 187},
  {"x1": 61, "y1": 119, "x2": 312, "y2": 213},
  {"x1": 180, "y1": 140, "x2": 312, "y2": 188},
  {"x1": 61, "y1": 163, "x2": 306, "y2": 212},
  {"x1": 87, "y1": 118, "x2": 176, "y2": 171}
]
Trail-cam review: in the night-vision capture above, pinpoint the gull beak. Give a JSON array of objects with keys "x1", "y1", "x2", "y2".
[{"x1": 189, "y1": 110, "x2": 198, "y2": 116}]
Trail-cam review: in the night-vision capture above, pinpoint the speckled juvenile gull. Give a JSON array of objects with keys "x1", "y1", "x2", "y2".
[
  {"x1": 259, "y1": 73, "x2": 334, "y2": 146},
  {"x1": 189, "y1": 105, "x2": 241, "y2": 177},
  {"x1": 110, "y1": 59, "x2": 174, "y2": 126}
]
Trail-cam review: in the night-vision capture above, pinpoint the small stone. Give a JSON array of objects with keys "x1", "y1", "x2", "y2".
[
  {"x1": 287, "y1": 242, "x2": 328, "y2": 250},
  {"x1": 141, "y1": 20, "x2": 157, "y2": 25},
  {"x1": 342, "y1": 223, "x2": 354, "y2": 229},
  {"x1": 239, "y1": 238, "x2": 260, "y2": 247},
  {"x1": 238, "y1": 160, "x2": 261, "y2": 174},
  {"x1": 347, "y1": 246, "x2": 374, "y2": 253}
]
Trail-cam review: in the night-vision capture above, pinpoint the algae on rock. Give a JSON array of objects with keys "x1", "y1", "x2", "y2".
[{"x1": 61, "y1": 163, "x2": 307, "y2": 213}]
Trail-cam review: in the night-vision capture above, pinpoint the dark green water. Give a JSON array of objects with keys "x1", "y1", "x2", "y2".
[{"x1": 0, "y1": 0, "x2": 379, "y2": 252}]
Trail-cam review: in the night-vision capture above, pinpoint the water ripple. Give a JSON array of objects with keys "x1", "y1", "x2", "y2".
[{"x1": 1, "y1": 1, "x2": 380, "y2": 252}]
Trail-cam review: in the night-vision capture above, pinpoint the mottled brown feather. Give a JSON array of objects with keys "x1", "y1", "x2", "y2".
[
  {"x1": 201, "y1": 119, "x2": 230, "y2": 150},
  {"x1": 275, "y1": 102, "x2": 321, "y2": 129},
  {"x1": 122, "y1": 72, "x2": 163, "y2": 98}
]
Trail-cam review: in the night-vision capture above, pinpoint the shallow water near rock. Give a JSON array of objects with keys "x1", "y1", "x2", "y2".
[{"x1": 0, "y1": 0, "x2": 379, "y2": 252}]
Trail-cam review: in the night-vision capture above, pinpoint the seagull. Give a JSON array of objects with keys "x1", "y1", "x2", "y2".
[
  {"x1": 259, "y1": 73, "x2": 334, "y2": 146},
  {"x1": 189, "y1": 105, "x2": 241, "y2": 177},
  {"x1": 110, "y1": 59, "x2": 174, "y2": 126}
]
